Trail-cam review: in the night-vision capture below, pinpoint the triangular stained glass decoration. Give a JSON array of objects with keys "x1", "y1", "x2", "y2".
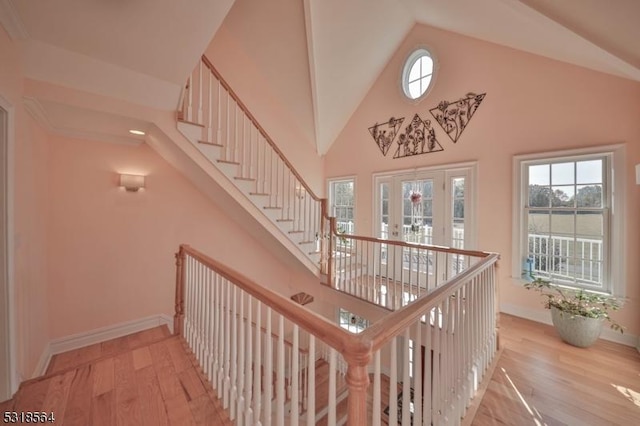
[
  {"x1": 393, "y1": 114, "x2": 444, "y2": 159},
  {"x1": 429, "y1": 92, "x2": 486, "y2": 143},
  {"x1": 368, "y1": 117, "x2": 405, "y2": 156}
]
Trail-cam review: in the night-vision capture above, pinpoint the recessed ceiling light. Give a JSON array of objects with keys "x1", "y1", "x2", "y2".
[{"x1": 129, "y1": 129, "x2": 145, "y2": 136}]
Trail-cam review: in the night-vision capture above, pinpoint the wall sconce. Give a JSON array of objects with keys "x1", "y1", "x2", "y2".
[
  {"x1": 119, "y1": 174, "x2": 145, "y2": 192},
  {"x1": 636, "y1": 164, "x2": 640, "y2": 185}
]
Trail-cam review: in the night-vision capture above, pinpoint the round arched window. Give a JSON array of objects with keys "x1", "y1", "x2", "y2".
[{"x1": 401, "y1": 48, "x2": 435, "y2": 100}]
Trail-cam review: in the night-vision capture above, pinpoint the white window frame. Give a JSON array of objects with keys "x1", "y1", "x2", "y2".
[
  {"x1": 512, "y1": 144, "x2": 626, "y2": 297},
  {"x1": 328, "y1": 176, "x2": 356, "y2": 234},
  {"x1": 400, "y1": 47, "x2": 438, "y2": 102}
]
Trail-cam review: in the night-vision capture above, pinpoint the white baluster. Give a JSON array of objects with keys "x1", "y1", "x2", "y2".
[
  {"x1": 254, "y1": 301, "x2": 262, "y2": 425},
  {"x1": 372, "y1": 350, "x2": 381, "y2": 426},
  {"x1": 231, "y1": 286, "x2": 238, "y2": 419},
  {"x1": 291, "y1": 325, "x2": 299, "y2": 426},
  {"x1": 328, "y1": 347, "x2": 336, "y2": 426},
  {"x1": 264, "y1": 308, "x2": 273, "y2": 426},
  {"x1": 423, "y1": 305, "x2": 432, "y2": 425},
  {"x1": 216, "y1": 80, "x2": 222, "y2": 145},
  {"x1": 306, "y1": 336, "x2": 315, "y2": 426},
  {"x1": 186, "y1": 73, "x2": 193, "y2": 122},
  {"x1": 237, "y1": 291, "x2": 245, "y2": 424},
  {"x1": 223, "y1": 279, "x2": 231, "y2": 410},
  {"x1": 211, "y1": 272, "x2": 219, "y2": 389},
  {"x1": 401, "y1": 329, "x2": 411, "y2": 426},
  {"x1": 276, "y1": 316, "x2": 285, "y2": 426},
  {"x1": 244, "y1": 296, "x2": 253, "y2": 425},
  {"x1": 388, "y1": 336, "x2": 397, "y2": 425},
  {"x1": 207, "y1": 70, "x2": 213, "y2": 142},
  {"x1": 413, "y1": 321, "x2": 423, "y2": 426},
  {"x1": 197, "y1": 60, "x2": 203, "y2": 124}
]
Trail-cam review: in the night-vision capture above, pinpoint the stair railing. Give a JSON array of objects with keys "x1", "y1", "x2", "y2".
[
  {"x1": 327, "y1": 214, "x2": 491, "y2": 310},
  {"x1": 179, "y1": 56, "x2": 328, "y2": 269},
  {"x1": 175, "y1": 244, "x2": 499, "y2": 425}
]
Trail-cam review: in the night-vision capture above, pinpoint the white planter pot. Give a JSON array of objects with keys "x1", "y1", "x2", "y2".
[{"x1": 550, "y1": 306, "x2": 604, "y2": 348}]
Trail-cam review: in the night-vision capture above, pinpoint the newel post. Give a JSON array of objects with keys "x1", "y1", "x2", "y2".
[
  {"x1": 320, "y1": 199, "x2": 328, "y2": 274},
  {"x1": 344, "y1": 340, "x2": 372, "y2": 425},
  {"x1": 174, "y1": 245, "x2": 187, "y2": 336},
  {"x1": 327, "y1": 217, "x2": 336, "y2": 288}
]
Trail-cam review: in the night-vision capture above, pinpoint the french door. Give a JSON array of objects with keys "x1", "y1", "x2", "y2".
[
  {"x1": 374, "y1": 166, "x2": 475, "y2": 302},
  {"x1": 377, "y1": 169, "x2": 472, "y2": 249}
]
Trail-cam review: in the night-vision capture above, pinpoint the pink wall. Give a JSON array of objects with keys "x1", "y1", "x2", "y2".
[
  {"x1": 325, "y1": 24, "x2": 640, "y2": 336},
  {"x1": 1, "y1": 26, "x2": 51, "y2": 380},
  {"x1": 205, "y1": 24, "x2": 325, "y2": 197},
  {"x1": 45, "y1": 134, "x2": 318, "y2": 339}
]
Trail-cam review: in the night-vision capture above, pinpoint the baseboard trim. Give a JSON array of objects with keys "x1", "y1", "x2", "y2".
[
  {"x1": 32, "y1": 314, "x2": 173, "y2": 377},
  {"x1": 500, "y1": 304, "x2": 638, "y2": 348}
]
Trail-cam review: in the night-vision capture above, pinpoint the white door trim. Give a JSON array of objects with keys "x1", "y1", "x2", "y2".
[{"x1": 0, "y1": 94, "x2": 17, "y2": 399}]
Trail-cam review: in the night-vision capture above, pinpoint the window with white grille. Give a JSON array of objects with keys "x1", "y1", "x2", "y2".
[
  {"x1": 513, "y1": 146, "x2": 625, "y2": 296},
  {"x1": 329, "y1": 178, "x2": 355, "y2": 234}
]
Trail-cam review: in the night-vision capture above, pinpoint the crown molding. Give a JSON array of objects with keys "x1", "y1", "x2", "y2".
[{"x1": 0, "y1": 0, "x2": 29, "y2": 40}]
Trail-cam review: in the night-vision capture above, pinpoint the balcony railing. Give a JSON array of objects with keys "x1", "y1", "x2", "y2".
[{"x1": 175, "y1": 244, "x2": 499, "y2": 425}]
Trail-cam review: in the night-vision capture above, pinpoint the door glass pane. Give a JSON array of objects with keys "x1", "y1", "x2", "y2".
[
  {"x1": 380, "y1": 182, "x2": 389, "y2": 239},
  {"x1": 402, "y1": 179, "x2": 433, "y2": 245},
  {"x1": 452, "y1": 178, "x2": 465, "y2": 249}
]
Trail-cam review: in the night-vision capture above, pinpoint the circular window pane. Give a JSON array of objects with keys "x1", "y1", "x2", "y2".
[{"x1": 402, "y1": 49, "x2": 434, "y2": 100}]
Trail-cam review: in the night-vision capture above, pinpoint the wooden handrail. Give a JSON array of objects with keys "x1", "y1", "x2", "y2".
[
  {"x1": 200, "y1": 55, "x2": 323, "y2": 204},
  {"x1": 360, "y1": 253, "x2": 500, "y2": 352},
  {"x1": 331, "y1": 227, "x2": 492, "y2": 258}
]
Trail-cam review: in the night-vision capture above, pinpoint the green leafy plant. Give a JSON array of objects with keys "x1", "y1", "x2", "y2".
[{"x1": 524, "y1": 277, "x2": 624, "y2": 333}]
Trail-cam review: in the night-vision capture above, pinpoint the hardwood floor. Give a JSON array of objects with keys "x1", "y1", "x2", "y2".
[
  {"x1": 2, "y1": 315, "x2": 638, "y2": 425},
  {"x1": 1, "y1": 327, "x2": 232, "y2": 425},
  {"x1": 472, "y1": 314, "x2": 640, "y2": 426}
]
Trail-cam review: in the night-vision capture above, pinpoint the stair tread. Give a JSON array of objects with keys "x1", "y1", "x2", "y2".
[
  {"x1": 198, "y1": 140, "x2": 223, "y2": 147},
  {"x1": 217, "y1": 159, "x2": 240, "y2": 165},
  {"x1": 264, "y1": 206, "x2": 282, "y2": 210},
  {"x1": 276, "y1": 219, "x2": 294, "y2": 222},
  {"x1": 178, "y1": 118, "x2": 205, "y2": 128},
  {"x1": 234, "y1": 176, "x2": 255, "y2": 181},
  {"x1": 250, "y1": 192, "x2": 270, "y2": 196}
]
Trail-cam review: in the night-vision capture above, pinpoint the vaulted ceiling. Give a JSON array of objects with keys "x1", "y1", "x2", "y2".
[{"x1": 1, "y1": 0, "x2": 638, "y2": 152}]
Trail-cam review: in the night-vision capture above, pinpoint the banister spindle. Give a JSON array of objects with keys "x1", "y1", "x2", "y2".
[
  {"x1": 197, "y1": 60, "x2": 203, "y2": 124},
  {"x1": 264, "y1": 308, "x2": 273, "y2": 426},
  {"x1": 276, "y1": 315, "x2": 285, "y2": 425}
]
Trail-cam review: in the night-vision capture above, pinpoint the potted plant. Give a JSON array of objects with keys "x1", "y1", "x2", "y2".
[{"x1": 524, "y1": 277, "x2": 624, "y2": 348}]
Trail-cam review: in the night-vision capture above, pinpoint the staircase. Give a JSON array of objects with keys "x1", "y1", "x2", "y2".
[
  {"x1": 175, "y1": 56, "x2": 327, "y2": 276},
  {"x1": 161, "y1": 56, "x2": 500, "y2": 426}
]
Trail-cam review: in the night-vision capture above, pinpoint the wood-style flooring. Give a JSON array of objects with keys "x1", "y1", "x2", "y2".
[
  {"x1": 472, "y1": 314, "x2": 640, "y2": 426},
  {"x1": 0, "y1": 327, "x2": 232, "y2": 425},
  {"x1": 1, "y1": 314, "x2": 639, "y2": 425}
]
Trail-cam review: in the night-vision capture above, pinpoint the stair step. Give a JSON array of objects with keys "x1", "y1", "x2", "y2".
[
  {"x1": 264, "y1": 206, "x2": 282, "y2": 210},
  {"x1": 250, "y1": 192, "x2": 270, "y2": 196},
  {"x1": 276, "y1": 219, "x2": 294, "y2": 223},
  {"x1": 198, "y1": 140, "x2": 223, "y2": 147},
  {"x1": 178, "y1": 118, "x2": 205, "y2": 128},
  {"x1": 234, "y1": 176, "x2": 255, "y2": 182},
  {"x1": 289, "y1": 230, "x2": 304, "y2": 234},
  {"x1": 217, "y1": 159, "x2": 240, "y2": 165}
]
